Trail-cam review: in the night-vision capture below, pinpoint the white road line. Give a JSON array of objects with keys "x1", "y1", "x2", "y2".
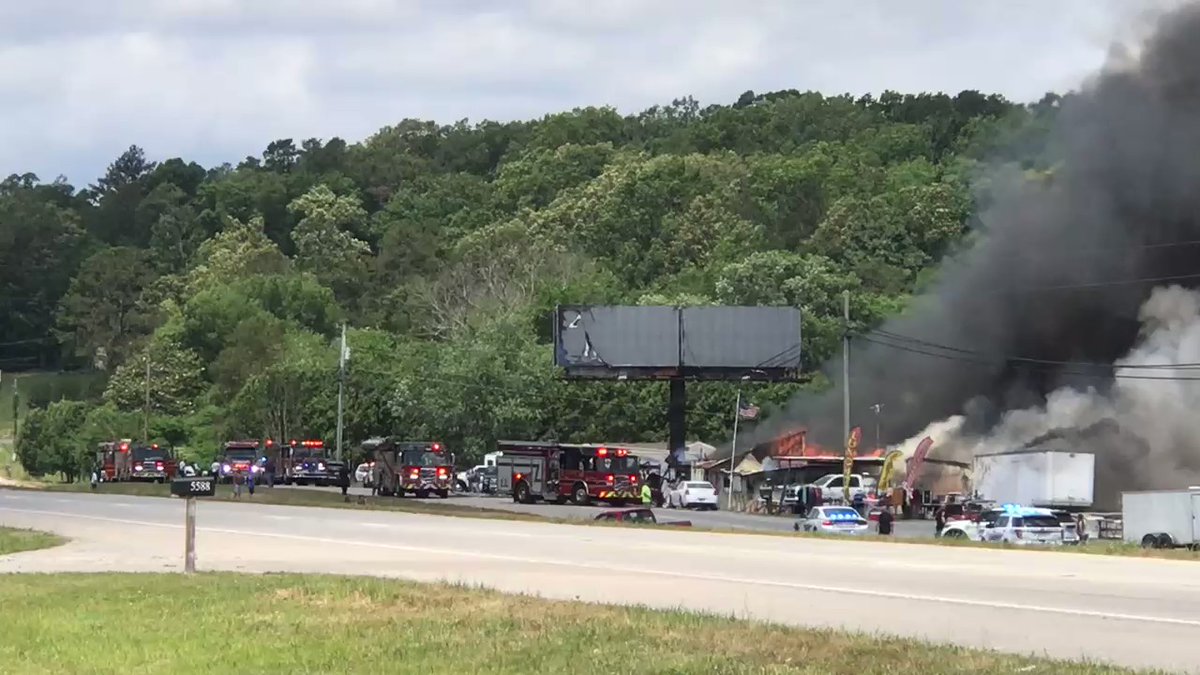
[{"x1": 5, "y1": 506, "x2": 1200, "y2": 629}]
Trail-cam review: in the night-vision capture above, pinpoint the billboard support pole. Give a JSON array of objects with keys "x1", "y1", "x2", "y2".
[{"x1": 668, "y1": 378, "x2": 686, "y2": 476}]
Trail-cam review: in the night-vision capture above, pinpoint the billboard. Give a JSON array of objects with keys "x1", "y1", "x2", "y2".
[{"x1": 554, "y1": 305, "x2": 802, "y2": 380}]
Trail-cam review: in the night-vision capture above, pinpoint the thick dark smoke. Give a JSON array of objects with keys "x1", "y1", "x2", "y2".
[{"x1": 736, "y1": 2, "x2": 1200, "y2": 494}]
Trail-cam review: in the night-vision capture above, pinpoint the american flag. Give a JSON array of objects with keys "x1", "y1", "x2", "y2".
[{"x1": 738, "y1": 400, "x2": 760, "y2": 420}]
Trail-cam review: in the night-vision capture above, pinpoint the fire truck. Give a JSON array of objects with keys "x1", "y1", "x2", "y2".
[
  {"x1": 495, "y1": 441, "x2": 641, "y2": 505},
  {"x1": 96, "y1": 439, "x2": 134, "y2": 481},
  {"x1": 128, "y1": 443, "x2": 177, "y2": 482},
  {"x1": 218, "y1": 440, "x2": 263, "y2": 483},
  {"x1": 281, "y1": 439, "x2": 339, "y2": 486},
  {"x1": 363, "y1": 437, "x2": 454, "y2": 498}
]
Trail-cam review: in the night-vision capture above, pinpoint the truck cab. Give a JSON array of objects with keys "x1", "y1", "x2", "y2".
[
  {"x1": 283, "y1": 439, "x2": 336, "y2": 486},
  {"x1": 364, "y1": 438, "x2": 454, "y2": 498},
  {"x1": 129, "y1": 443, "x2": 176, "y2": 483},
  {"x1": 219, "y1": 440, "x2": 262, "y2": 483},
  {"x1": 808, "y1": 473, "x2": 877, "y2": 504}
]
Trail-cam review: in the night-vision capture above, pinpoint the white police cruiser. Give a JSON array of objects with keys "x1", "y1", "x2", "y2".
[{"x1": 979, "y1": 504, "x2": 1065, "y2": 546}]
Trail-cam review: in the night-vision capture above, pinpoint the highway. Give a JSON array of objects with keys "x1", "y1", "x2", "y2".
[
  {"x1": 3, "y1": 488, "x2": 1199, "y2": 672},
  {"x1": 286, "y1": 484, "x2": 938, "y2": 538}
]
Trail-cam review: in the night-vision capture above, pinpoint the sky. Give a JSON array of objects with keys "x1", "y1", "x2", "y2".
[{"x1": 0, "y1": 0, "x2": 1180, "y2": 184}]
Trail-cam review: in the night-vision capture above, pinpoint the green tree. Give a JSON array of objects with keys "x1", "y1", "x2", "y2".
[
  {"x1": 102, "y1": 334, "x2": 206, "y2": 416},
  {"x1": 288, "y1": 184, "x2": 370, "y2": 303},
  {"x1": 186, "y1": 215, "x2": 288, "y2": 294},
  {"x1": 56, "y1": 246, "x2": 160, "y2": 366}
]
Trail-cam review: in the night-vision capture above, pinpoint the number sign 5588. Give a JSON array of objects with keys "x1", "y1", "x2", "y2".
[{"x1": 171, "y1": 477, "x2": 216, "y2": 498}]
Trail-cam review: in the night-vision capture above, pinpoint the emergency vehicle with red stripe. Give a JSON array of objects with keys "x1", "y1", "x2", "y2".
[{"x1": 496, "y1": 441, "x2": 640, "y2": 505}]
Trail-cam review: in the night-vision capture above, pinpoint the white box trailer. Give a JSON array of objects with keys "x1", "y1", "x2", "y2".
[
  {"x1": 973, "y1": 449, "x2": 1094, "y2": 509},
  {"x1": 1121, "y1": 489, "x2": 1200, "y2": 549}
]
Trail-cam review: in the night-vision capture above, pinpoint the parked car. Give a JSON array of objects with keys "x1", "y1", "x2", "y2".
[
  {"x1": 667, "y1": 480, "x2": 719, "y2": 510},
  {"x1": 355, "y1": 462, "x2": 374, "y2": 487},
  {"x1": 595, "y1": 508, "x2": 691, "y2": 527},
  {"x1": 940, "y1": 505, "x2": 1003, "y2": 540},
  {"x1": 796, "y1": 506, "x2": 870, "y2": 536},
  {"x1": 978, "y1": 506, "x2": 1064, "y2": 546}
]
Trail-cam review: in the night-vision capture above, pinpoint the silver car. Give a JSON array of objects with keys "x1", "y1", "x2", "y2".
[{"x1": 798, "y1": 506, "x2": 870, "y2": 535}]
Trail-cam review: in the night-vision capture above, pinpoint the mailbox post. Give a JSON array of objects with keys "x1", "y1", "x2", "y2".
[{"x1": 171, "y1": 477, "x2": 216, "y2": 574}]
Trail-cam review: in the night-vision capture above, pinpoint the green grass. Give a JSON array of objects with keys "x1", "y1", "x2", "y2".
[
  {"x1": 0, "y1": 526, "x2": 65, "y2": 556},
  {"x1": 0, "y1": 573, "x2": 1144, "y2": 674}
]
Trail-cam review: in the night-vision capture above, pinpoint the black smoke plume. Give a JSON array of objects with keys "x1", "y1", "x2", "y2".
[{"x1": 737, "y1": 2, "x2": 1200, "y2": 495}]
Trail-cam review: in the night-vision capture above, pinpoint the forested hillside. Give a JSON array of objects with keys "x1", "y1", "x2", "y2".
[{"x1": 2, "y1": 89, "x2": 1062, "y2": 474}]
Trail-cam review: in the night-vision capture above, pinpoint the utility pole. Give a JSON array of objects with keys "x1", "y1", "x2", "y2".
[
  {"x1": 143, "y1": 352, "x2": 152, "y2": 443},
  {"x1": 842, "y1": 290, "x2": 851, "y2": 444},
  {"x1": 335, "y1": 323, "x2": 348, "y2": 463},
  {"x1": 870, "y1": 403, "x2": 884, "y2": 450}
]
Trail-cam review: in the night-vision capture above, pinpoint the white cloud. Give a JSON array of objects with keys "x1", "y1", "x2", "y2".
[{"x1": 0, "y1": 0, "x2": 1155, "y2": 183}]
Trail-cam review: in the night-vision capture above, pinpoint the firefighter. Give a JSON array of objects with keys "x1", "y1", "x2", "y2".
[
  {"x1": 338, "y1": 463, "x2": 351, "y2": 501},
  {"x1": 641, "y1": 481, "x2": 652, "y2": 506},
  {"x1": 232, "y1": 469, "x2": 245, "y2": 499}
]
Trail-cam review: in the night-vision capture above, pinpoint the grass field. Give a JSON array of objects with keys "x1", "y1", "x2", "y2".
[
  {"x1": 0, "y1": 574, "x2": 1142, "y2": 674},
  {"x1": 0, "y1": 526, "x2": 65, "y2": 556}
]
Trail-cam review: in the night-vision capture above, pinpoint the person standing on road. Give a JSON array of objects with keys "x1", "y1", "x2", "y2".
[
  {"x1": 934, "y1": 506, "x2": 946, "y2": 537},
  {"x1": 232, "y1": 469, "x2": 245, "y2": 499},
  {"x1": 641, "y1": 482, "x2": 652, "y2": 506},
  {"x1": 878, "y1": 506, "x2": 894, "y2": 536},
  {"x1": 265, "y1": 457, "x2": 276, "y2": 488},
  {"x1": 338, "y1": 463, "x2": 351, "y2": 501}
]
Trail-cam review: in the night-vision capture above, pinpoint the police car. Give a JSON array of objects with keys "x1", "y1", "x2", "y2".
[
  {"x1": 797, "y1": 506, "x2": 870, "y2": 535},
  {"x1": 978, "y1": 504, "x2": 1065, "y2": 546}
]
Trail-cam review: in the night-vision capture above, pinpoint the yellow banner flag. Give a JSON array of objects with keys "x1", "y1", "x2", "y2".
[{"x1": 843, "y1": 426, "x2": 861, "y2": 503}]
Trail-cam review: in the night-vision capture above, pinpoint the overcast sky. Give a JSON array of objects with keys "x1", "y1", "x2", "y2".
[{"x1": 0, "y1": 0, "x2": 1180, "y2": 184}]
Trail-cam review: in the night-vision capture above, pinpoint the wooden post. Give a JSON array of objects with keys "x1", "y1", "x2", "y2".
[{"x1": 184, "y1": 496, "x2": 196, "y2": 574}]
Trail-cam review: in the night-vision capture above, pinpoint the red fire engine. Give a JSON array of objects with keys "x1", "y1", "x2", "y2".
[
  {"x1": 95, "y1": 440, "x2": 176, "y2": 482},
  {"x1": 219, "y1": 440, "x2": 263, "y2": 483},
  {"x1": 96, "y1": 439, "x2": 134, "y2": 481},
  {"x1": 128, "y1": 443, "x2": 177, "y2": 482},
  {"x1": 363, "y1": 438, "x2": 454, "y2": 498},
  {"x1": 495, "y1": 441, "x2": 640, "y2": 505},
  {"x1": 281, "y1": 439, "x2": 338, "y2": 486}
]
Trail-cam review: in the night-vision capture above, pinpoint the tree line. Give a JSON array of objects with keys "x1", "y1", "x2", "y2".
[{"x1": 4, "y1": 89, "x2": 1065, "y2": 478}]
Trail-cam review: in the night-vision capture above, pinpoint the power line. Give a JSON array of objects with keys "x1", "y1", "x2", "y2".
[
  {"x1": 857, "y1": 335, "x2": 1200, "y2": 381},
  {"x1": 869, "y1": 329, "x2": 1200, "y2": 370},
  {"x1": 977, "y1": 271, "x2": 1200, "y2": 294}
]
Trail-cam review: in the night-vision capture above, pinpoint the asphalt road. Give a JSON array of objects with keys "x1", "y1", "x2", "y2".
[
  {"x1": 285, "y1": 484, "x2": 937, "y2": 538},
  {"x1": 3, "y1": 489, "x2": 1199, "y2": 673}
]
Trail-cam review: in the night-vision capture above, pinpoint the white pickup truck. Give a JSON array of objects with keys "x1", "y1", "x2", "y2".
[{"x1": 806, "y1": 473, "x2": 877, "y2": 504}]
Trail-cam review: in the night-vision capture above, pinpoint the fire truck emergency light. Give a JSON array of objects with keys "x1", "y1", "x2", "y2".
[
  {"x1": 265, "y1": 439, "x2": 274, "y2": 447},
  {"x1": 597, "y1": 447, "x2": 608, "y2": 456},
  {"x1": 616, "y1": 448, "x2": 628, "y2": 457},
  {"x1": 151, "y1": 443, "x2": 159, "y2": 450},
  {"x1": 119, "y1": 442, "x2": 129, "y2": 452},
  {"x1": 432, "y1": 443, "x2": 442, "y2": 452}
]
